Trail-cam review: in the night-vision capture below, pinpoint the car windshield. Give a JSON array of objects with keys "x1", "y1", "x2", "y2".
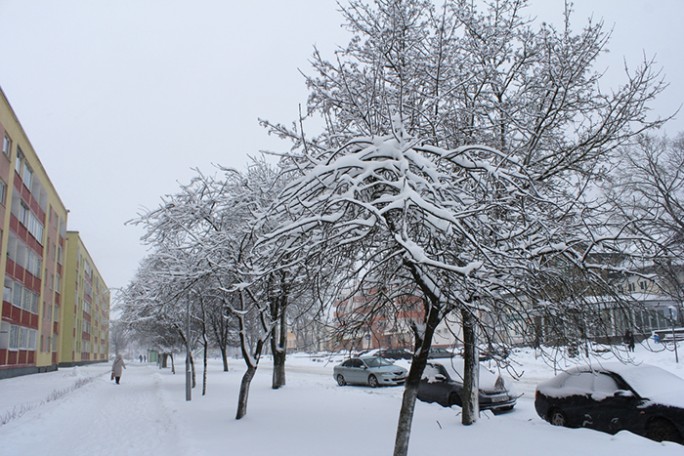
[
  {"x1": 424, "y1": 359, "x2": 502, "y2": 391},
  {"x1": 616, "y1": 365, "x2": 684, "y2": 407},
  {"x1": 363, "y1": 357, "x2": 394, "y2": 367}
]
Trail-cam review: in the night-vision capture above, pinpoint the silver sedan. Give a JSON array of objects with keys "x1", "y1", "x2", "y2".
[{"x1": 333, "y1": 356, "x2": 408, "y2": 387}]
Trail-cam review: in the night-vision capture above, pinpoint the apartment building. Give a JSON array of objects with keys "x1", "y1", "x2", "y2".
[
  {"x1": 0, "y1": 87, "x2": 109, "y2": 379},
  {"x1": 59, "y1": 231, "x2": 110, "y2": 366},
  {"x1": 60, "y1": 232, "x2": 109, "y2": 366},
  {"x1": 332, "y1": 288, "x2": 425, "y2": 352}
]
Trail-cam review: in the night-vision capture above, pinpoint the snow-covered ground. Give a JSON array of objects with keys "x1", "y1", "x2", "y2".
[{"x1": 1, "y1": 343, "x2": 683, "y2": 455}]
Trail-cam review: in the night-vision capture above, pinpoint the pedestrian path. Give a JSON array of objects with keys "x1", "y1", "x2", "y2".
[{"x1": 0, "y1": 364, "x2": 185, "y2": 456}]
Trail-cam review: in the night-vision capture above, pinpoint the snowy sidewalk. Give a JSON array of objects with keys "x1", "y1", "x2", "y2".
[
  {"x1": 1, "y1": 364, "x2": 185, "y2": 456},
  {"x1": 0, "y1": 363, "x2": 110, "y2": 423}
]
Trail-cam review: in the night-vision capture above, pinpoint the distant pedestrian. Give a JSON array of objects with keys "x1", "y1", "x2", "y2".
[
  {"x1": 624, "y1": 330, "x2": 635, "y2": 352},
  {"x1": 139, "y1": 354, "x2": 143, "y2": 363},
  {"x1": 112, "y1": 354, "x2": 126, "y2": 384}
]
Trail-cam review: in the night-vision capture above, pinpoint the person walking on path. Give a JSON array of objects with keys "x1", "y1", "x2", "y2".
[
  {"x1": 112, "y1": 353, "x2": 126, "y2": 384},
  {"x1": 624, "y1": 330, "x2": 635, "y2": 352}
]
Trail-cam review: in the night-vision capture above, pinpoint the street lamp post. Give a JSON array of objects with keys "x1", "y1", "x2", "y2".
[{"x1": 670, "y1": 306, "x2": 679, "y2": 364}]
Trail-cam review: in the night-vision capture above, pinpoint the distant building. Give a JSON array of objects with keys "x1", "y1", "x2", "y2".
[
  {"x1": 327, "y1": 260, "x2": 684, "y2": 353},
  {"x1": 0, "y1": 87, "x2": 109, "y2": 379},
  {"x1": 59, "y1": 232, "x2": 110, "y2": 367},
  {"x1": 332, "y1": 288, "x2": 424, "y2": 352}
]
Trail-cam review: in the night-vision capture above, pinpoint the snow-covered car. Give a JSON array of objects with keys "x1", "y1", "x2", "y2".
[
  {"x1": 535, "y1": 364, "x2": 684, "y2": 444},
  {"x1": 376, "y1": 348, "x2": 414, "y2": 360},
  {"x1": 334, "y1": 356, "x2": 408, "y2": 387},
  {"x1": 417, "y1": 359, "x2": 517, "y2": 413}
]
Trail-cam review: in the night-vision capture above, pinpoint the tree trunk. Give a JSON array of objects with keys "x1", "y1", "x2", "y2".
[
  {"x1": 202, "y1": 340, "x2": 208, "y2": 396},
  {"x1": 190, "y1": 351, "x2": 196, "y2": 388},
  {"x1": 200, "y1": 299, "x2": 209, "y2": 395},
  {"x1": 393, "y1": 297, "x2": 441, "y2": 456},
  {"x1": 233, "y1": 296, "x2": 264, "y2": 420},
  {"x1": 534, "y1": 316, "x2": 543, "y2": 348},
  {"x1": 272, "y1": 349, "x2": 286, "y2": 389},
  {"x1": 220, "y1": 344, "x2": 229, "y2": 372},
  {"x1": 235, "y1": 365, "x2": 257, "y2": 420},
  {"x1": 461, "y1": 308, "x2": 479, "y2": 425},
  {"x1": 271, "y1": 307, "x2": 288, "y2": 389},
  {"x1": 170, "y1": 353, "x2": 175, "y2": 374},
  {"x1": 393, "y1": 343, "x2": 431, "y2": 456},
  {"x1": 270, "y1": 276, "x2": 289, "y2": 389}
]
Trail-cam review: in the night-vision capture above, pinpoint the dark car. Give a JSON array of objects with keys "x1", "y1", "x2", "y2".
[
  {"x1": 333, "y1": 356, "x2": 408, "y2": 387},
  {"x1": 417, "y1": 360, "x2": 517, "y2": 413},
  {"x1": 535, "y1": 363, "x2": 684, "y2": 444},
  {"x1": 375, "y1": 348, "x2": 414, "y2": 360},
  {"x1": 427, "y1": 347, "x2": 455, "y2": 359}
]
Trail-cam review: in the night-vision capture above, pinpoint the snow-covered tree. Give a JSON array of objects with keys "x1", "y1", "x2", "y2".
[
  {"x1": 261, "y1": 1, "x2": 667, "y2": 453},
  {"x1": 126, "y1": 161, "x2": 315, "y2": 417},
  {"x1": 257, "y1": 125, "x2": 627, "y2": 452},
  {"x1": 118, "y1": 252, "x2": 202, "y2": 380}
]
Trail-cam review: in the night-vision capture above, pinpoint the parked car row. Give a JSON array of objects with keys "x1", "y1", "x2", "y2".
[
  {"x1": 332, "y1": 351, "x2": 684, "y2": 445},
  {"x1": 357, "y1": 347, "x2": 456, "y2": 360},
  {"x1": 332, "y1": 355, "x2": 517, "y2": 413}
]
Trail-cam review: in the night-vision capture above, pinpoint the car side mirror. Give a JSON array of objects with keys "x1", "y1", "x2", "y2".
[{"x1": 614, "y1": 390, "x2": 634, "y2": 399}]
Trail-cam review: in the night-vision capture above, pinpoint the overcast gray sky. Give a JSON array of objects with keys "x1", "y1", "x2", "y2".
[{"x1": 0, "y1": 0, "x2": 682, "y2": 292}]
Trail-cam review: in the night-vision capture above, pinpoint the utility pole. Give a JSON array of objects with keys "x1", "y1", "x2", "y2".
[
  {"x1": 186, "y1": 299, "x2": 192, "y2": 401},
  {"x1": 670, "y1": 306, "x2": 679, "y2": 364}
]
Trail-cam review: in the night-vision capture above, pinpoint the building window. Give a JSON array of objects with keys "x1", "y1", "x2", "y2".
[
  {"x1": 2, "y1": 133, "x2": 11, "y2": 157},
  {"x1": 9, "y1": 325, "x2": 19, "y2": 350},
  {"x1": 0, "y1": 179, "x2": 6, "y2": 206},
  {"x1": 15, "y1": 201, "x2": 45, "y2": 243},
  {"x1": 28, "y1": 329, "x2": 37, "y2": 350},
  {"x1": 27, "y1": 211, "x2": 44, "y2": 244},
  {"x1": 19, "y1": 203, "x2": 29, "y2": 226},
  {"x1": 3, "y1": 280, "x2": 11, "y2": 302},
  {"x1": 22, "y1": 161, "x2": 33, "y2": 189},
  {"x1": 12, "y1": 284, "x2": 22, "y2": 308},
  {"x1": 15, "y1": 147, "x2": 23, "y2": 174},
  {"x1": 19, "y1": 327, "x2": 28, "y2": 350},
  {"x1": 0, "y1": 321, "x2": 9, "y2": 349}
]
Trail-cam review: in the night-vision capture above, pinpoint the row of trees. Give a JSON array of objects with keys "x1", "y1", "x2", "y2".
[{"x1": 116, "y1": 1, "x2": 681, "y2": 455}]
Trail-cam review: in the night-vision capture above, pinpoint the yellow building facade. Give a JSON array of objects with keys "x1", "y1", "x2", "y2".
[
  {"x1": 0, "y1": 87, "x2": 109, "y2": 378},
  {"x1": 60, "y1": 232, "x2": 110, "y2": 366}
]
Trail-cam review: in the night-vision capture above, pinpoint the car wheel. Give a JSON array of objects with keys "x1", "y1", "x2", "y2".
[
  {"x1": 336, "y1": 375, "x2": 346, "y2": 386},
  {"x1": 448, "y1": 392, "x2": 462, "y2": 407},
  {"x1": 646, "y1": 418, "x2": 682, "y2": 443},
  {"x1": 368, "y1": 374, "x2": 379, "y2": 388},
  {"x1": 549, "y1": 409, "x2": 567, "y2": 427}
]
